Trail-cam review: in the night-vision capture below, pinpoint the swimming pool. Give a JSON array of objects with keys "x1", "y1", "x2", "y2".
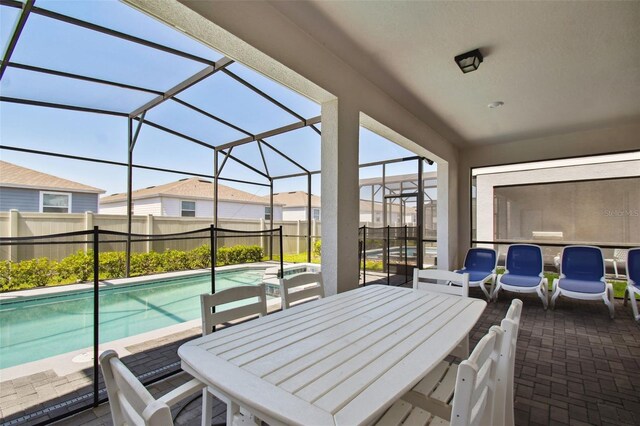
[{"x1": 0, "y1": 269, "x2": 265, "y2": 369}]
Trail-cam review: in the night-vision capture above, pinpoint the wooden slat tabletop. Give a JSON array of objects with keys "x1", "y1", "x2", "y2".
[{"x1": 179, "y1": 284, "x2": 486, "y2": 426}]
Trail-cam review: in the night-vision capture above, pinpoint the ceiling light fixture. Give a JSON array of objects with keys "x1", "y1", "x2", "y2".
[
  {"x1": 454, "y1": 48, "x2": 483, "y2": 73},
  {"x1": 488, "y1": 101, "x2": 504, "y2": 109}
]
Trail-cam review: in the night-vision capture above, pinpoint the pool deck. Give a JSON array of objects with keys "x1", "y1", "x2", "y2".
[{"x1": 3, "y1": 279, "x2": 639, "y2": 426}]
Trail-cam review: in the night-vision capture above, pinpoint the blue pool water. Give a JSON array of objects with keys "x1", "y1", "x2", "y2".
[{"x1": 0, "y1": 269, "x2": 265, "y2": 369}]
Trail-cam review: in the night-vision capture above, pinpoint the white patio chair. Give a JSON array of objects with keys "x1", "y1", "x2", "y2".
[
  {"x1": 605, "y1": 248, "x2": 627, "y2": 278},
  {"x1": 201, "y1": 284, "x2": 268, "y2": 426},
  {"x1": 99, "y1": 350, "x2": 205, "y2": 426},
  {"x1": 413, "y1": 268, "x2": 470, "y2": 358},
  {"x1": 623, "y1": 248, "x2": 640, "y2": 322},
  {"x1": 550, "y1": 245, "x2": 614, "y2": 319},
  {"x1": 279, "y1": 272, "x2": 324, "y2": 309},
  {"x1": 393, "y1": 299, "x2": 522, "y2": 426},
  {"x1": 376, "y1": 325, "x2": 505, "y2": 426}
]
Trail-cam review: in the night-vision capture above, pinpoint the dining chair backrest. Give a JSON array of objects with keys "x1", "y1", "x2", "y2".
[
  {"x1": 464, "y1": 248, "x2": 497, "y2": 273},
  {"x1": 279, "y1": 272, "x2": 324, "y2": 309},
  {"x1": 450, "y1": 326, "x2": 504, "y2": 426},
  {"x1": 505, "y1": 245, "x2": 543, "y2": 277},
  {"x1": 628, "y1": 248, "x2": 640, "y2": 285},
  {"x1": 100, "y1": 350, "x2": 173, "y2": 426},
  {"x1": 200, "y1": 284, "x2": 267, "y2": 335},
  {"x1": 413, "y1": 268, "x2": 469, "y2": 297},
  {"x1": 493, "y1": 299, "x2": 523, "y2": 426},
  {"x1": 561, "y1": 245, "x2": 605, "y2": 282}
]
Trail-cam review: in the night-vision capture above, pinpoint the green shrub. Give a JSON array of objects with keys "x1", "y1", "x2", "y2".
[
  {"x1": 57, "y1": 250, "x2": 93, "y2": 283},
  {"x1": 0, "y1": 261, "x2": 11, "y2": 291},
  {"x1": 99, "y1": 251, "x2": 126, "y2": 279},
  {"x1": 313, "y1": 240, "x2": 322, "y2": 257},
  {"x1": 8, "y1": 258, "x2": 57, "y2": 290},
  {"x1": 217, "y1": 245, "x2": 263, "y2": 265},
  {"x1": 130, "y1": 251, "x2": 164, "y2": 277},
  {"x1": 188, "y1": 245, "x2": 211, "y2": 269},
  {"x1": 162, "y1": 249, "x2": 191, "y2": 271}
]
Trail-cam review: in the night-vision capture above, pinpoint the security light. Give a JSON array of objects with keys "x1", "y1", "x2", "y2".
[{"x1": 454, "y1": 49, "x2": 483, "y2": 73}]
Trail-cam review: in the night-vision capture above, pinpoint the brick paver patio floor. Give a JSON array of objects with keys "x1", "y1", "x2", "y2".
[{"x1": 9, "y1": 288, "x2": 640, "y2": 426}]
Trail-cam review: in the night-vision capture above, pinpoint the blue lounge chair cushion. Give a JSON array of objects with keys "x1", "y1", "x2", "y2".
[
  {"x1": 455, "y1": 269, "x2": 491, "y2": 283},
  {"x1": 558, "y1": 278, "x2": 606, "y2": 294},
  {"x1": 500, "y1": 274, "x2": 542, "y2": 288}
]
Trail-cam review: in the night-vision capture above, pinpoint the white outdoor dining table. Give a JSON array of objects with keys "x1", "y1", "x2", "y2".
[{"x1": 179, "y1": 284, "x2": 486, "y2": 426}]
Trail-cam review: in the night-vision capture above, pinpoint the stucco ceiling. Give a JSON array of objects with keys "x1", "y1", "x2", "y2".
[{"x1": 270, "y1": 1, "x2": 640, "y2": 146}]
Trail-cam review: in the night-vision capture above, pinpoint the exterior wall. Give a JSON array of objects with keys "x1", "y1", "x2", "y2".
[
  {"x1": 162, "y1": 197, "x2": 283, "y2": 220},
  {"x1": 0, "y1": 187, "x2": 38, "y2": 212},
  {"x1": 0, "y1": 187, "x2": 98, "y2": 213},
  {"x1": 99, "y1": 197, "x2": 163, "y2": 216},
  {"x1": 283, "y1": 207, "x2": 307, "y2": 221}
]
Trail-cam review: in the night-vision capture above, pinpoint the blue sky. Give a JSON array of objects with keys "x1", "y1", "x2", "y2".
[{"x1": 0, "y1": 0, "x2": 434, "y2": 199}]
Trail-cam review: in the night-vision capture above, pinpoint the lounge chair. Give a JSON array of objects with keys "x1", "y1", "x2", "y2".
[
  {"x1": 493, "y1": 244, "x2": 548, "y2": 309},
  {"x1": 551, "y1": 245, "x2": 614, "y2": 318},
  {"x1": 623, "y1": 248, "x2": 640, "y2": 321},
  {"x1": 454, "y1": 248, "x2": 497, "y2": 300},
  {"x1": 605, "y1": 248, "x2": 627, "y2": 278}
]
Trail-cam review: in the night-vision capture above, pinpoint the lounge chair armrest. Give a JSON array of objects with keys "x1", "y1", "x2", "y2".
[{"x1": 157, "y1": 378, "x2": 205, "y2": 407}]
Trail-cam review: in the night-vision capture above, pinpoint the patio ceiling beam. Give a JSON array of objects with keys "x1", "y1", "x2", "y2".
[
  {"x1": 0, "y1": 0, "x2": 34, "y2": 81},
  {"x1": 0, "y1": 144, "x2": 269, "y2": 186},
  {"x1": 218, "y1": 148, "x2": 271, "y2": 181},
  {"x1": 310, "y1": 125, "x2": 321, "y2": 136},
  {"x1": 217, "y1": 146, "x2": 234, "y2": 175},
  {"x1": 256, "y1": 141, "x2": 270, "y2": 176},
  {"x1": 0, "y1": 0, "x2": 217, "y2": 66},
  {"x1": 259, "y1": 139, "x2": 308, "y2": 173},
  {"x1": 129, "y1": 57, "x2": 233, "y2": 118},
  {"x1": 6, "y1": 62, "x2": 163, "y2": 95},
  {"x1": 215, "y1": 115, "x2": 321, "y2": 151},
  {"x1": 0, "y1": 96, "x2": 129, "y2": 117},
  {"x1": 272, "y1": 170, "x2": 321, "y2": 180},
  {"x1": 221, "y1": 68, "x2": 306, "y2": 123}
]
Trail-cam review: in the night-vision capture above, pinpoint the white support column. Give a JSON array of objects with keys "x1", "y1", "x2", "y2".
[
  {"x1": 296, "y1": 220, "x2": 301, "y2": 254},
  {"x1": 321, "y1": 98, "x2": 360, "y2": 295},
  {"x1": 436, "y1": 161, "x2": 457, "y2": 270}
]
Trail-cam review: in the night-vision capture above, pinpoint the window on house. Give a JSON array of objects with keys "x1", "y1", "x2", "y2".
[
  {"x1": 41, "y1": 192, "x2": 71, "y2": 213},
  {"x1": 264, "y1": 206, "x2": 272, "y2": 220},
  {"x1": 181, "y1": 200, "x2": 196, "y2": 217},
  {"x1": 313, "y1": 208, "x2": 320, "y2": 221}
]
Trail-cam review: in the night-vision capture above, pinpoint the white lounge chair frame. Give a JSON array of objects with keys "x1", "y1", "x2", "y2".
[
  {"x1": 493, "y1": 244, "x2": 548, "y2": 310},
  {"x1": 100, "y1": 350, "x2": 205, "y2": 426},
  {"x1": 623, "y1": 247, "x2": 640, "y2": 322},
  {"x1": 550, "y1": 245, "x2": 614, "y2": 319},
  {"x1": 413, "y1": 268, "x2": 470, "y2": 358},
  {"x1": 605, "y1": 248, "x2": 627, "y2": 278},
  {"x1": 279, "y1": 272, "x2": 324, "y2": 309},
  {"x1": 457, "y1": 248, "x2": 498, "y2": 301},
  {"x1": 201, "y1": 284, "x2": 268, "y2": 426}
]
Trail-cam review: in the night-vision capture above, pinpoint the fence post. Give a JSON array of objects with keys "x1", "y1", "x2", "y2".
[
  {"x1": 362, "y1": 225, "x2": 367, "y2": 286},
  {"x1": 279, "y1": 226, "x2": 284, "y2": 279},
  {"x1": 146, "y1": 214, "x2": 153, "y2": 253},
  {"x1": 9, "y1": 209, "x2": 19, "y2": 262},
  {"x1": 84, "y1": 211, "x2": 93, "y2": 254},
  {"x1": 296, "y1": 220, "x2": 301, "y2": 254},
  {"x1": 92, "y1": 226, "x2": 99, "y2": 407},
  {"x1": 260, "y1": 218, "x2": 266, "y2": 256}
]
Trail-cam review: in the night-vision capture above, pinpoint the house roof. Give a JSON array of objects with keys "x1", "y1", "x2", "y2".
[
  {"x1": 0, "y1": 161, "x2": 105, "y2": 194},
  {"x1": 100, "y1": 177, "x2": 280, "y2": 205},
  {"x1": 271, "y1": 191, "x2": 322, "y2": 208}
]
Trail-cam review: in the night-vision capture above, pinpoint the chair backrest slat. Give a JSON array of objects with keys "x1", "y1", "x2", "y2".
[
  {"x1": 561, "y1": 245, "x2": 605, "y2": 281},
  {"x1": 628, "y1": 248, "x2": 640, "y2": 285},
  {"x1": 450, "y1": 326, "x2": 504, "y2": 426},
  {"x1": 505, "y1": 245, "x2": 543, "y2": 277},
  {"x1": 100, "y1": 350, "x2": 173, "y2": 426},
  {"x1": 464, "y1": 248, "x2": 497, "y2": 272},
  {"x1": 201, "y1": 284, "x2": 267, "y2": 335},
  {"x1": 413, "y1": 268, "x2": 469, "y2": 297},
  {"x1": 280, "y1": 272, "x2": 324, "y2": 309}
]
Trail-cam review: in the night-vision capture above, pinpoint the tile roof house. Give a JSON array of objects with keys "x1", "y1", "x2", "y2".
[
  {"x1": 0, "y1": 161, "x2": 105, "y2": 213},
  {"x1": 99, "y1": 177, "x2": 283, "y2": 220}
]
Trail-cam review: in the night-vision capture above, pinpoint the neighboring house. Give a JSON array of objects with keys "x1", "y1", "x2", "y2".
[
  {"x1": 271, "y1": 191, "x2": 322, "y2": 221},
  {"x1": 99, "y1": 177, "x2": 283, "y2": 220},
  {"x1": 0, "y1": 161, "x2": 104, "y2": 213}
]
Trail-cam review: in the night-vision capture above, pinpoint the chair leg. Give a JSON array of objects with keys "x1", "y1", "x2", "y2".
[
  {"x1": 613, "y1": 261, "x2": 618, "y2": 278},
  {"x1": 629, "y1": 289, "x2": 640, "y2": 321},
  {"x1": 550, "y1": 280, "x2": 560, "y2": 309},
  {"x1": 538, "y1": 280, "x2": 548, "y2": 310},
  {"x1": 201, "y1": 389, "x2": 213, "y2": 426},
  {"x1": 479, "y1": 279, "x2": 492, "y2": 301},
  {"x1": 493, "y1": 281, "x2": 501, "y2": 302},
  {"x1": 604, "y1": 284, "x2": 615, "y2": 319}
]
